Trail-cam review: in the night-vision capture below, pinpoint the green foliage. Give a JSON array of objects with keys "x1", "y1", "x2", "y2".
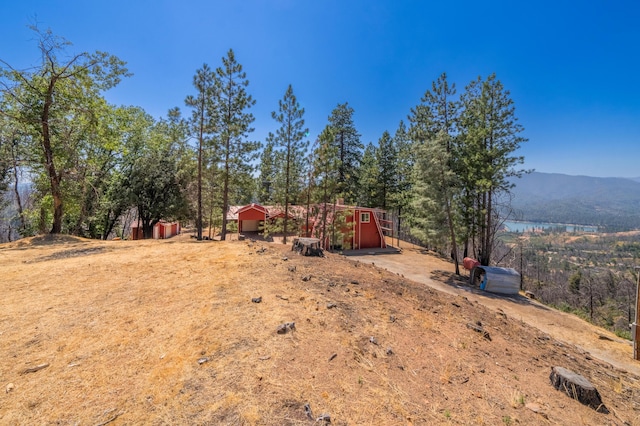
[
  {"x1": 457, "y1": 73, "x2": 528, "y2": 265},
  {"x1": 0, "y1": 26, "x2": 130, "y2": 234},
  {"x1": 123, "y1": 118, "x2": 190, "y2": 238},
  {"x1": 214, "y1": 49, "x2": 259, "y2": 240},
  {"x1": 569, "y1": 271, "x2": 582, "y2": 294},
  {"x1": 327, "y1": 103, "x2": 363, "y2": 203},
  {"x1": 259, "y1": 138, "x2": 278, "y2": 203},
  {"x1": 185, "y1": 62, "x2": 216, "y2": 240},
  {"x1": 268, "y1": 84, "x2": 309, "y2": 243},
  {"x1": 358, "y1": 142, "x2": 379, "y2": 208},
  {"x1": 410, "y1": 131, "x2": 456, "y2": 252}
]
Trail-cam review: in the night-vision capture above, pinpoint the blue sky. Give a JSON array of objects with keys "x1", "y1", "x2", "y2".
[{"x1": 1, "y1": 0, "x2": 639, "y2": 178}]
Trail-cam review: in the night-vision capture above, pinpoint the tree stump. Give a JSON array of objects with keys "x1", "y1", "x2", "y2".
[
  {"x1": 549, "y1": 366, "x2": 608, "y2": 413},
  {"x1": 292, "y1": 238, "x2": 323, "y2": 257}
]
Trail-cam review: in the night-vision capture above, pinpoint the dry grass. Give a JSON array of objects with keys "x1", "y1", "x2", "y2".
[{"x1": 1, "y1": 234, "x2": 639, "y2": 425}]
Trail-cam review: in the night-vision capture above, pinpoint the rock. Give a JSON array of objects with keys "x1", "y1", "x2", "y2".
[
  {"x1": 302, "y1": 275, "x2": 312, "y2": 282},
  {"x1": 277, "y1": 322, "x2": 296, "y2": 334},
  {"x1": 525, "y1": 402, "x2": 548, "y2": 419},
  {"x1": 282, "y1": 256, "x2": 289, "y2": 261},
  {"x1": 304, "y1": 403, "x2": 313, "y2": 420},
  {"x1": 369, "y1": 336, "x2": 378, "y2": 345},
  {"x1": 238, "y1": 234, "x2": 246, "y2": 241},
  {"x1": 350, "y1": 280, "x2": 360, "y2": 285},
  {"x1": 197, "y1": 357, "x2": 210, "y2": 365},
  {"x1": 252, "y1": 297, "x2": 262, "y2": 303},
  {"x1": 316, "y1": 413, "x2": 331, "y2": 423},
  {"x1": 525, "y1": 290, "x2": 536, "y2": 299},
  {"x1": 386, "y1": 347, "x2": 394, "y2": 355},
  {"x1": 288, "y1": 265, "x2": 296, "y2": 272},
  {"x1": 466, "y1": 322, "x2": 492, "y2": 341},
  {"x1": 6, "y1": 383, "x2": 15, "y2": 393},
  {"x1": 549, "y1": 366, "x2": 608, "y2": 413},
  {"x1": 328, "y1": 353, "x2": 337, "y2": 361},
  {"x1": 327, "y1": 303, "x2": 337, "y2": 309}
]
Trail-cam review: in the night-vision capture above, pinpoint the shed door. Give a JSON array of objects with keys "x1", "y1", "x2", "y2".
[{"x1": 243, "y1": 220, "x2": 259, "y2": 232}]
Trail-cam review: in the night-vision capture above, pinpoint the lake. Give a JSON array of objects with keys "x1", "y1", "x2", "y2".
[{"x1": 503, "y1": 220, "x2": 599, "y2": 233}]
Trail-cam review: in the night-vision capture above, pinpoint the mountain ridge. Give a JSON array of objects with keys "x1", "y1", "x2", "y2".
[{"x1": 507, "y1": 172, "x2": 640, "y2": 230}]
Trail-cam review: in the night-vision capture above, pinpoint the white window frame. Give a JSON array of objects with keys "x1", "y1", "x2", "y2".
[{"x1": 360, "y1": 212, "x2": 370, "y2": 223}]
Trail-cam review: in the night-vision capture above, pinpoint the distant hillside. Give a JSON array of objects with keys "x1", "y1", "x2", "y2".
[{"x1": 507, "y1": 172, "x2": 640, "y2": 230}]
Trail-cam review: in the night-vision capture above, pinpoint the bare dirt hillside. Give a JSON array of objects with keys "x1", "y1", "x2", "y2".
[{"x1": 1, "y1": 235, "x2": 639, "y2": 425}]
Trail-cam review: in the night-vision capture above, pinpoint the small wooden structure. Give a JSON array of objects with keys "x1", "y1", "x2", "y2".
[
  {"x1": 227, "y1": 202, "x2": 389, "y2": 251},
  {"x1": 130, "y1": 221, "x2": 180, "y2": 240},
  {"x1": 236, "y1": 203, "x2": 268, "y2": 233}
]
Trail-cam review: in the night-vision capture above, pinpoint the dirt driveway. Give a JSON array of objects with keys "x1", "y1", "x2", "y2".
[{"x1": 350, "y1": 247, "x2": 640, "y2": 377}]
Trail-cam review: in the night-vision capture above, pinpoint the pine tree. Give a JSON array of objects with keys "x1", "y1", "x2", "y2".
[
  {"x1": 358, "y1": 142, "x2": 379, "y2": 207},
  {"x1": 411, "y1": 131, "x2": 458, "y2": 255},
  {"x1": 185, "y1": 63, "x2": 216, "y2": 240},
  {"x1": 408, "y1": 72, "x2": 461, "y2": 273},
  {"x1": 458, "y1": 73, "x2": 528, "y2": 266},
  {"x1": 213, "y1": 49, "x2": 259, "y2": 241},
  {"x1": 258, "y1": 137, "x2": 278, "y2": 204},
  {"x1": 312, "y1": 126, "x2": 340, "y2": 248},
  {"x1": 270, "y1": 84, "x2": 308, "y2": 243},
  {"x1": 327, "y1": 103, "x2": 363, "y2": 203},
  {"x1": 375, "y1": 130, "x2": 397, "y2": 210},
  {"x1": 390, "y1": 120, "x2": 414, "y2": 237}
]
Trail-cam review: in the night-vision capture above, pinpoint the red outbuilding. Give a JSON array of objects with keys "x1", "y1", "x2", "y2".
[{"x1": 228, "y1": 202, "x2": 388, "y2": 250}]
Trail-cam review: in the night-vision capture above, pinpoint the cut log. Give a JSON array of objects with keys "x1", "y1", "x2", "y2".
[{"x1": 549, "y1": 366, "x2": 609, "y2": 413}]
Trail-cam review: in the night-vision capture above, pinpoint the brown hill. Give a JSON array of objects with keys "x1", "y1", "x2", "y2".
[{"x1": 0, "y1": 235, "x2": 638, "y2": 425}]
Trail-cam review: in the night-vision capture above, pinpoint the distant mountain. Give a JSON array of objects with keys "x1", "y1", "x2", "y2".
[{"x1": 507, "y1": 172, "x2": 640, "y2": 231}]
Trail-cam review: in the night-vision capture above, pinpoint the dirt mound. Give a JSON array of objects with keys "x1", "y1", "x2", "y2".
[
  {"x1": 0, "y1": 238, "x2": 638, "y2": 425},
  {"x1": 1, "y1": 234, "x2": 91, "y2": 249}
]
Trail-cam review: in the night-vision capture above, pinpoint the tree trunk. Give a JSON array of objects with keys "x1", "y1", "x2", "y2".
[
  {"x1": 283, "y1": 141, "x2": 291, "y2": 244},
  {"x1": 10, "y1": 143, "x2": 26, "y2": 234},
  {"x1": 220, "y1": 133, "x2": 231, "y2": 242},
  {"x1": 42, "y1": 79, "x2": 64, "y2": 234},
  {"x1": 196, "y1": 95, "x2": 205, "y2": 241}
]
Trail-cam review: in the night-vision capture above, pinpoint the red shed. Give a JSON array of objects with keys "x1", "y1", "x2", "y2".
[
  {"x1": 306, "y1": 203, "x2": 388, "y2": 250},
  {"x1": 236, "y1": 203, "x2": 268, "y2": 233},
  {"x1": 130, "y1": 221, "x2": 180, "y2": 240},
  {"x1": 227, "y1": 202, "x2": 389, "y2": 251}
]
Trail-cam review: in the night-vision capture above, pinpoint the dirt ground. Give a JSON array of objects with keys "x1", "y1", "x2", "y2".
[
  {"x1": 1, "y1": 234, "x2": 639, "y2": 425},
  {"x1": 352, "y1": 241, "x2": 640, "y2": 378}
]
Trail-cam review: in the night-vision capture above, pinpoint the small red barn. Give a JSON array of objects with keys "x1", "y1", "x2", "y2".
[
  {"x1": 308, "y1": 204, "x2": 387, "y2": 250},
  {"x1": 236, "y1": 203, "x2": 268, "y2": 233},
  {"x1": 227, "y1": 202, "x2": 388, "y2": 250}
]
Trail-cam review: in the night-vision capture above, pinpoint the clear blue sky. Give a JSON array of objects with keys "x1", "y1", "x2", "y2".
[{"x1": 2, "y1": 0, "x2": 639, "y2": 178}]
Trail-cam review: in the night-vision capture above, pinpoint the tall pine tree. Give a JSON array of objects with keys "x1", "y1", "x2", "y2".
[
  {"x1": 269, "y1": 84, "x2": 308, "y2": 243},
  {"x1": 214, "y1": 49, "x2": 259, "y2": 241},
  {"x1": 185, "y1": 63, "x2": 216, "y2": 240},
  {"x1": 458, "y1": 73, "x2": 528, "y2": 266},
  {"x1": 312, "y1": 126, "x2": 340, "y2": 248},
  {"x1": 327, "y1": 103, "x2": 363, "y2": 204},
  {"x1": 409, "y1": 72, "x2": 462, "y2": 273}
]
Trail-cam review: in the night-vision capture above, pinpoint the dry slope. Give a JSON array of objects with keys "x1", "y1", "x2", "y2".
[{"x1": 0, "y1": 235, "x2": 639, "y2": 425}]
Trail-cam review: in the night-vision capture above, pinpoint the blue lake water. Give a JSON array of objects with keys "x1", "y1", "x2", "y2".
[{"x1": 503, "y1": 220, "x2": 598, "y2": 233}]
